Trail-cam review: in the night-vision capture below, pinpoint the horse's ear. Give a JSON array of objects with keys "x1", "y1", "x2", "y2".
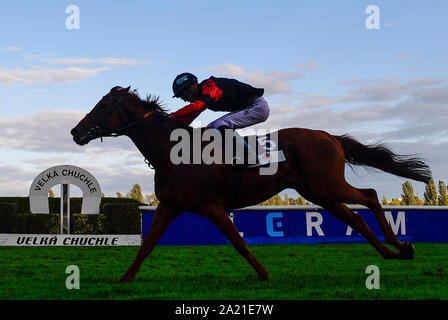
[
  {"x1": 110, "y1": 86, "x2": 122, "y2": 93},
  {"x1": 111, "y1": 86, "x2": 131, "y2": 93}
]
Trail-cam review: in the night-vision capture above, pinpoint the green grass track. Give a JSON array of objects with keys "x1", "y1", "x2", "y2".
[{"x1": 0, "y1": 243, "x2": 447, "y2": 300}]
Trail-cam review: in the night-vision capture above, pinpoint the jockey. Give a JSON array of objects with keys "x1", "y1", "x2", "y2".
[{"x1": 169, "y1": 72, "x2": 270, "y2": 165}]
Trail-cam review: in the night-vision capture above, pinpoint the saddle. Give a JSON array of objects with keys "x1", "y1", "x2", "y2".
[{"x1": 231, "y1": 132, "x2": 286, "y2": 168}]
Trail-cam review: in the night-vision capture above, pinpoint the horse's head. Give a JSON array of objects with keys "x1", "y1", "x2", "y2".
[{"x1": 71, "y1": 86, "x2": 163, "y2": 145}]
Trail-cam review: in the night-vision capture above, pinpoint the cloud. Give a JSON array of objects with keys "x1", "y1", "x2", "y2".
[
  {"x1": 44, "y1": 57, "x2": 153, "y2": 66},
  {"x1": 409, "y1": 86, "x2": 448, "y2": 105},
  {"x1": 0, "y1": 162, "x2": 37, "y2": 196},
  {"x1": 0, "y1": 109, "x2": 155, "y2": 196},
  {"x1": 405, "y1": 78, "x2": 447, "y2": 88},
  {"x1": 336, "y1": 77, "x2": 400, "y2": 87},
  {"x1": 271, "y1": 105, "x2": 297, "y2": 113},
  {"x1": 296, "y1": 61, "x2": 323, "y2": 70},
  {"x1": 0, "y1": 109, "x2": 143, "y2": 155},
  {"x1": 0, "y1": 52, "x2": 152, "y2": 86},
  {"x1": 0, "y1": 66, "x2": 108, "y2": 85},
  {"x1": 0, "y1": 109, "x2": 148, "y2": 161},
  {"x1": 0, "y1": 109, "x2": 86, "y2": 152},
  {"x1": 340, "y1": 83, "x2": 408, "y2": 103},
  {"x1": 256, "y1": 77, "x2": 448, "y2": 147},
  {"x1": 208, "y1": 64, "x2": 304, "y2": 95},
  {"x1": 0, "y1": 46, "x2": 24, "y2": 52},
  {"x1": 298, "y1": 94, "x2": 338, "y2": 108},
  {"x1": 207, "y1": 64, "x2": 246, "y2": 77},
  {"x1": 0, "y1": 158, "x2": 155, "y2": 197}
]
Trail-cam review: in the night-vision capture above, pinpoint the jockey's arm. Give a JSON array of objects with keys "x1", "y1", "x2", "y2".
[
  {"x1": 169, "y1": 100, "x2": 208, "y2": 125},
  {"x1": 170, "y1": 79, "x2": 223, "y2": 125}
]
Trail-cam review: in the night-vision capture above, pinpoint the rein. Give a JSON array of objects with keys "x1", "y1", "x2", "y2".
[
  {"x1": 112, "y1": 108, "x2": 164, "y2": 170},
  {"x1": 85, "y1": 93, "x2": 174, "y2": 170},
  {"x1": 107, "y1": 107, "x2": 171, "y2": 170},
  {"x1": 85, "y1": 109, "x2": 156, "y2": 141}
]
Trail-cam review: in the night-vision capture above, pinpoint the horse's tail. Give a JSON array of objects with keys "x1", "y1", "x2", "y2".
[{"x1": 334, "y1": 134, "x2": 432, "y2": 183}]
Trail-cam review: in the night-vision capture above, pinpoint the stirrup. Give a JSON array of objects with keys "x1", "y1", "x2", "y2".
[
  {"x1": 231, "y1": 154, "x2": 263, "y2": 167},
  {"x1": 231, "y1": 156, "x2": 249, "y2": 166},
  {"x1": 247, "y1": 154, "x2": 271, "y2": 168}
]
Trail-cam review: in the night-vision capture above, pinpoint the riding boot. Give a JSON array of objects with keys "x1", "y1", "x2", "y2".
[
  {"x1": 232, "y1": 130, "x2": 258, "y2": 166},
  {"x1": 216, "y1": 126, "x2": 258, "y2": 166}
]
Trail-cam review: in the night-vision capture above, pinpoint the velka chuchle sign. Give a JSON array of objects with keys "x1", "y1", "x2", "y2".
[
  {"x1": 29, "y1": 165, "x2": 101, "y2": 214},
  {"x1": 0, "y1": 234, "x2": 142, "y2": 247}
]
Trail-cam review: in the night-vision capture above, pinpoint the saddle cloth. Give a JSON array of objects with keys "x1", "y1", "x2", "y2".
[{"x1": 241, "y1": 132, "x2": 286, "y2": 167}]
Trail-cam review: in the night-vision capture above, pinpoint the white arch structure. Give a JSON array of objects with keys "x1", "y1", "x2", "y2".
[{"x1": 29, "y1": 165, "x2": 101, "y2": 214}]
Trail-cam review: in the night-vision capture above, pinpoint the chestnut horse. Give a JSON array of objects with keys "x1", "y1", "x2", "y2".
[{"x1": 71, "y1": 86, "x2": 432, "y2": 282}]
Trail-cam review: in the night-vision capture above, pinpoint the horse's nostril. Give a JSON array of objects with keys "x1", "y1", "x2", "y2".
[{"x1": 70, "y1": 128, "x2": 78, "y2": 136}]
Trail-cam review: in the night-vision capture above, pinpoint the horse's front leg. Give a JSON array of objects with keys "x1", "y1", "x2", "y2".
[
  {"x1": 205, "y1": 204, "x2": 268, "y2": 280},
  {"x1": 119, "y1": 202, "x2": 180, "y2": 282}
]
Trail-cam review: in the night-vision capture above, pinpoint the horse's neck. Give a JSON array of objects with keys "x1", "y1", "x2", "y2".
[{"x1": 126, "y1": 116, "x2": 189, "y2": 170}]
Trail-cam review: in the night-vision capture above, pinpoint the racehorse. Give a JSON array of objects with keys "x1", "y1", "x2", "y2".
[{"x1": 71, "y1": 86, "x2": 432, "y2": 282}]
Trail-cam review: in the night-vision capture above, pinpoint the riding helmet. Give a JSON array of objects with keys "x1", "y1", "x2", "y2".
[{"x1": 172, "y1": 72, "x2": 198, "y2": 98}]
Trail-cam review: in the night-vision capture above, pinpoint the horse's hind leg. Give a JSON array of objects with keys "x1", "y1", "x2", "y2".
[
  {"x1": 120, "y1": 202, "x2": 180, "y2": 282},
  {"x1": 319, "y1": 182, "x2": 414, "y2": 258},
  {"x1": 204, "y1": 204, "x2": 268, "y2": 280},
  {"x1": 315, "y1": 200, "x2": 404, "y2": 259},
  {"x1": 350, "y1": 187, "x2": 414, "y2": 258}
]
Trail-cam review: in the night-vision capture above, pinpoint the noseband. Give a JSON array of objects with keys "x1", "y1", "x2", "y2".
[{"x1": 84, "y1": 104, "x2": 157, "y2": 142}]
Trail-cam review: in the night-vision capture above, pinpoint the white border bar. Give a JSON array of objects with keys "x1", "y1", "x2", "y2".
[
  {"x1": 139, "y1": 205, "x2": 448, "y2": 211},
  {"x1": 0, "y1": 234, "x2": 142, "y2": 246}
]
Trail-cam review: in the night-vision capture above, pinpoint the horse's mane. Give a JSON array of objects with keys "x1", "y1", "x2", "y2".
[
  {"x1": 116, "y1": 86, "x2": 190, "y2": 129},
  {"x1": 128, "y1": 88, "x2": 169, "y2": 114}
]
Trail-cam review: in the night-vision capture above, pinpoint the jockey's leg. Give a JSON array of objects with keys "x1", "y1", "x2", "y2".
[
  {"x1": 208, "y1": 97, "x2": 270, "y2": 165},
  {"x1": 207, "y1": 97, "x2": 270, "y2": 130},
  {"x1": 214, "y1": 126, "x2": 256, "y2": 165}
]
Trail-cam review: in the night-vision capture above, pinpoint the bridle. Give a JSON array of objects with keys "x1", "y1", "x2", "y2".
[
  {"x1": 84, "y1": 89, "x2": 159, "y2": 141},
  {"x1": 84, "y1": 107, "x2": 156, "y2": 142},
  {"x1": 84, "y1": 95, "x2": 171, "y2": 170}
]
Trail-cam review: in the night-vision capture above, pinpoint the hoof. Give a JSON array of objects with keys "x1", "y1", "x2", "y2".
[
  {"x1": 119, "y1": 274, "x2": 135, "y2": 283},
  {"x1": 258, "y1": 271, "x2": 268, "y2": 281},
  {"x1": 400, "y1": 241, "x2": 415, "y2": 260}
]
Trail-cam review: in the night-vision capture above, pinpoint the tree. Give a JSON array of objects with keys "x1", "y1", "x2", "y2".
[
  {"x1": 48, "y1": 189, "x2": 55, "y2": 198},
  {"x1": 382, "y1": 196, "x2": 389, "y2": 205},
  {"x1": 438, "y1": 180, "x2": 448, "y2": 206},
  {"x1": 145, "y1": 192, "x2": 160, "y2": 206},
  {"x1": 389, "y1": 198, "x2": 402, "y2": 206},
  {"x1": 256, "y1": 192, "x2": 309, "y2": 206},
  {"x1": 415, "y1": 196, "x2": 424, "y2": 205},
  {"x1": 116, "y1": 192, "x2": 124, "y2": 198},
  {"x1": 295, "y1": 195, "x2": 307, "y2": 205},
  {"x1": 401, "y1": 181, "x2": 417, "y2": 205},
  {"x1": 423, "y1": 179, "x2": 438, "y2": 206},
  {"x1": 126, "y1": 183, "x2": 144, "y2": 203},
  {"x1": 283, "y1": 193, "x2": 290, "y2": 205}
]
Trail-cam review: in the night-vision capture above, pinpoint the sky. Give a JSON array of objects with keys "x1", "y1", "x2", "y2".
[{"x1": 0, "y1": 0, "x2": 447, "y2": 201}]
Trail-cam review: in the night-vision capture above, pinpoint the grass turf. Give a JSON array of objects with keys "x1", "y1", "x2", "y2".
[{"x1": 0, "y1": 243, "x2": 447, "y2": 300}]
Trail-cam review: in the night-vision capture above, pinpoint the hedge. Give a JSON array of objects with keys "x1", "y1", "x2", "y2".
[
  {"x1": 71, "y1": 214, "x2": 101, "y2": 234},
  {"x1": 17, "y1": 213, "x2": 60, "y2": 234},
  {"x1": 0, "y1": 197, "x2": 141, "y2": 214},
  {"x1": 101, "y1": 202, "x2": 141, "y2": 234},
  {"x1": 0, "y1": 203, "x2": 18, "y2": 233},
  {"x1": 0, "y1": 197, "x2": 144, "y2": 234}
]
